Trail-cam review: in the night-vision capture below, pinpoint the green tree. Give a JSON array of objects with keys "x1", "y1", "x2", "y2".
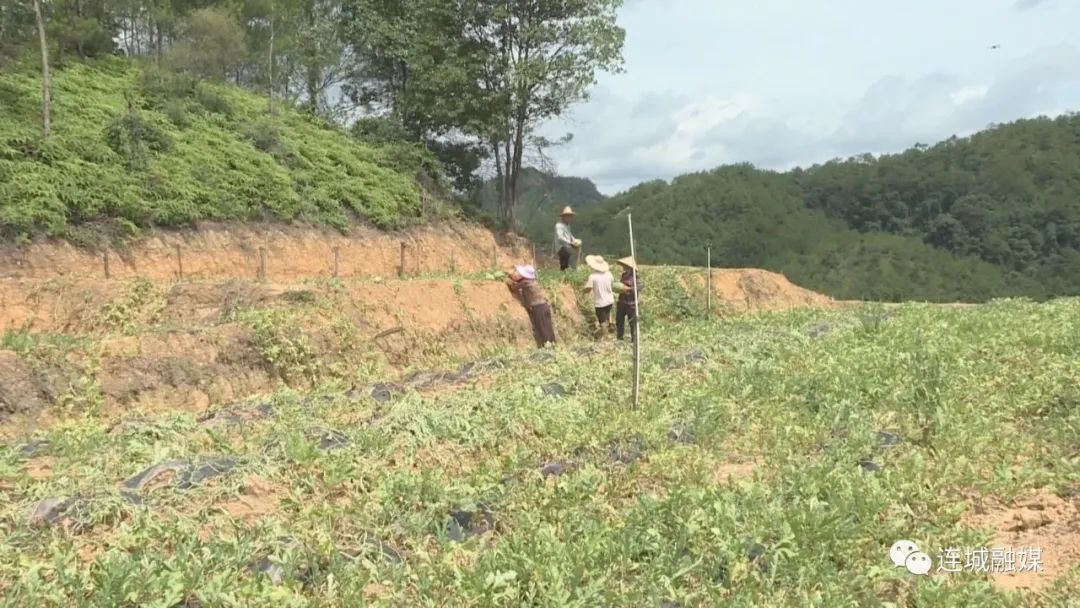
[
  {"x1": 0, "y1": 0, "x2": 36, "y2": 62},
  {"x1": 341, "y1": 0, "x2": 625, "y2": 231},
  {"x1": 460, "y1": 0, "x2": 625, "y2": 232},
  {"x1": 167, "y1": 6, "x2": 247, "y2": 82}
]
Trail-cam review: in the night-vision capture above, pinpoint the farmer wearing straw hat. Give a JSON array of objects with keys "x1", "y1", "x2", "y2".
[
  {"x1": 554, "y1": 206, "x2": 581, "y2": 271},
  {"x1": 582, "y1": 255, "x2": 615, "y2": 338},
  {"x1": 505, "y1": 264, "x2": 557, "y2": 347},
  {"x1": 615, "y1": 256, "x2": 643, "y2": 343}
]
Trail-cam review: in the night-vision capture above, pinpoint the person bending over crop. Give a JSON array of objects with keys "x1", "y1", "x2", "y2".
[
  {"x1": 506, "y1": 264, "x2": 557, "y2": 348},
  {"x1": 615, "y1": 256, "x2": 643, "y2": 343}
]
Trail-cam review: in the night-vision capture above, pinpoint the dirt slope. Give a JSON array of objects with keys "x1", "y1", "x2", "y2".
[
  {"x1": 0, "y1": 277, "x2": 584, "y2": 437},
  {"x1": 670, "y1": 266, "x2": 838, "y2": 313},
  {"x1": 0, "y1": 243, "x2": 841, "y2": 437},
  {"x1": 0, "y1": 222, "x2": 532, "y2": 281}
]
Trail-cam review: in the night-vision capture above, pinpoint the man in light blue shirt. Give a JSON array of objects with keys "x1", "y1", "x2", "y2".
[{"x1": 554, "y1": 206, "x2": 580, "y2": 271}]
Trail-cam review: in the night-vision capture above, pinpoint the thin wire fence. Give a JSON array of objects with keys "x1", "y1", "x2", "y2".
[{"x1": 0, "y1": 239, "x2": 541, "y2": 282}]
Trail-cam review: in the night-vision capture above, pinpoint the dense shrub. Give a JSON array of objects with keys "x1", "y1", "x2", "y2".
[{"x1": 0, "y1": 58, "x2": 432, "y2": 238}]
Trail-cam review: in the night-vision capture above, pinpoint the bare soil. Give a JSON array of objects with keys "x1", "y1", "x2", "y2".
[
  {"x1": 675, "y1": 267, "x2": 837, "y2": 313},
  {"x1": 0, "y1": 227, "x2": 845, "y2": 438},
  {"x1": 713, "y1": 461, "x2": 758, "y2": 486},
  {"x1": 0, "y1": 278, "x2": 586, "y2": 436},
  {"x1": 0, "y1": 222, "x2": 532, "y2": 281},
  {"x1": 219, "y1": 475, "x2": 284, "y2": 522},
  {"x1": 24, "y1": 456, "x2": 56, "y2": 481},
  {"x1": 961, "y1": 489, "x2": 1080, "y2": 592}
]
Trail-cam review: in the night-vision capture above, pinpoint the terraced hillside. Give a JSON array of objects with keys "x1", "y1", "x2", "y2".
[
  {"x1": 0, "y1": 59, "x2": 445, "y2": 241},
  {"x1": 0, "y1": 265, "x2": 838, "y2": 436},
  {"x1": 1, "y1": 290, "x2": 1077, "y2": 605}
]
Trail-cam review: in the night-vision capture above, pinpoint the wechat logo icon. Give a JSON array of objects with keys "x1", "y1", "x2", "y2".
[{"x1": 890, "y1": 540, "x2": 932, "y2": 575}]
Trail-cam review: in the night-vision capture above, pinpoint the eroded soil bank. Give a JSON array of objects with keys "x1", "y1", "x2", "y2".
[
  {"x1": 0, "y1": 222, "x2": 533, "y2": 281},
  {"x1": 0, "y1": 262, "x2": 839, "y2": 437}
]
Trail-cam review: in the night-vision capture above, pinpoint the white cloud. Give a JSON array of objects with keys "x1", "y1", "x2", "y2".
[
  {"x1": 950, "y1": 86, "x2": 990, "y2": 105},
  {"x1": 1016, "y1": 0, "x2": 1055, "y2": 10},
  {"x1": 540, "y1": 1, "x2": 1080, "y2": 195}
]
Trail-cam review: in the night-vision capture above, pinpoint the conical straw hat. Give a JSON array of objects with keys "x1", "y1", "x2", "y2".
[{"x1": 585, "y1": 255, "x2": 609, "y2": 273}]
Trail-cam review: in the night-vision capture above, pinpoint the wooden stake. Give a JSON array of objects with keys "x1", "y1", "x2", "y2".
[
  {"x1": 333, "y1": 246, "x2": 340, "y2": 278},
  {"x1": 628, "y1": 213, "x2": 641, "y2": 409},
  {"x1": 103, "y1": 249, "x2": 111, "y2": 279},
  {"x1": 399, "y1": 242, "x2": 406, "y2": 278},
  {"x1": 707, "y1": 245, "x2": 712, "y2": 316},
  {"x1": 450, "y1": 250, "x2": 457, "y2": 273},
  {"x1": 258, "y1": 247, "x2": 267, "y2": 281},
  {"x1": 176, "y1": 244, "x2": 183, "y2": 280},
  {"x1": 491, "y1": 243, "x2": 497, "y2": 269}
]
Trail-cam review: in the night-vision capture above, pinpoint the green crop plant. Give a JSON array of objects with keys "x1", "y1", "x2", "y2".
[
  {"x1": 97, "y1": 277, "x2": 166, "y2": 335},
  {"x1": 1, "y1": 296, "x2": 1077, "y2": 606},
  {"x1": 239, "y1": 308, "x2": 320, "y2": 385}
]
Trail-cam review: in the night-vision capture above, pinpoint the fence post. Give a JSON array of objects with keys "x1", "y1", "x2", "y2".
[
  {"x1": 399, "y1": 242, "x2": 406, "y2": 278},
  {"x1": 491, "y1": 243, "x2": 498, "y2": 270},
  {"x1": 450, "y1": 250, "x2": 457, "y2": 273},
  {"x1": 532, "y1": 243, "x2": 537, "y2": 268},
  {"x1": 258, "y1": 247, "x2": 267, "y2": 282},
  {"x1": 333, "y1": 246, "x2": 340, "y2": 278},
  {"x1": 176, "y1": 245, "x2": 183, "y2": 280},
  {"x1": 415, "y1": 241, "x2": 421, "y2": 276},
  {"x1": 707, "y1": 245, "x2": 712, "y2": 316},
  {"x1": 103, "y1": 249, "x2": 111, "y2": 279},
  {"x1": 628, "y1": 213, "x2": 641, "y2": 410}
]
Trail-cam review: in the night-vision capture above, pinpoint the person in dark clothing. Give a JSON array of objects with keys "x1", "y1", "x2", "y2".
[
  {"x1": 506, "y1": 264, "x2": 557, "y2": 347},
  {"x1": 615, "y1": 256, "x2": 642, "y2": 343}
]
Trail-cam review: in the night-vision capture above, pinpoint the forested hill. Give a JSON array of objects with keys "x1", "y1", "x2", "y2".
[
  {"x1": 576, "y1": 113, "x2": 1080, "y2": 302},
  {"x1": 470, "y1": 167, "x2": 606, "y2": 244},
  {"x1": 1, "y1": 0, "x2": 625, "y2": 247},
  {"x1": 0, "y1": 59, "x2": 447, "y2": 244}
]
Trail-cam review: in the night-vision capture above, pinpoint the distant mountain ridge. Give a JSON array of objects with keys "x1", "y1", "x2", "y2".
[{"x1": 572, "y1": 113, "x2": 1080, "y2": 302}]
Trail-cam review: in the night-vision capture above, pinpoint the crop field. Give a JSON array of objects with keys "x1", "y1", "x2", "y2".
[{"x1": 0, "y1": 284, "x2": 1078, "y2": 606}]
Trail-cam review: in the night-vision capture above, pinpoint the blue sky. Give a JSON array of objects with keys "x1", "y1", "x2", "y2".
[{"x1": 539, "y1": 0, "x2": 1080, "y2": 195}]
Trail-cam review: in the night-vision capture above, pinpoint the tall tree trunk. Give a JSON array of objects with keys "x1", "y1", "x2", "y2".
[
  {"x1": 31, "y1": 0, "x2": 51, "y2": 139},
  {"x1": 491, "y1": 139, "x2": 504, "y2": 217},
  {"x1": 268, "y1": 11, "x2": 275, "y2": 114},
  {"x1": 502, "y1": 134, "x2": 513, "y2": 225},
  {"x1": 153, "y1": 1, "x2": 163, "y2": 63},
  {"x1": 305, "y1": 1, "x2": 320, "y2": 114},
  {"x1": 74, "y1": 0, "x2": 86, "y2": 58},
  {"x1": 305, "y1": 59, "x2": 320, "y2": 114},
  {"x1": 508, "y1": 101, "x2": 529, "y2": 234}
]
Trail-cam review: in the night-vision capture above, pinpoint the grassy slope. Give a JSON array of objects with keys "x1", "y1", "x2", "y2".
[
  {"x1": 0, "y1": 276, "x2": 1077, "y2": 605},
  {"x1": 0, "y1": 58, "x2": 435, "y2": 242}
]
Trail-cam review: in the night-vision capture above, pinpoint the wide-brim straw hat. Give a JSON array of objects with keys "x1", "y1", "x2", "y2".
[
  {"x1": 513, "y1": 264, "x2": 537, "y2": 280},
  {"x1": 585, "y1": 255, "x2": 609, "y2": 273},
  {"x1": 559, "y1": 206, "x2": 575, "y2": 217},
  {"x1": 617, "y1": 256, "x2": 637, "y2": 270}
]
